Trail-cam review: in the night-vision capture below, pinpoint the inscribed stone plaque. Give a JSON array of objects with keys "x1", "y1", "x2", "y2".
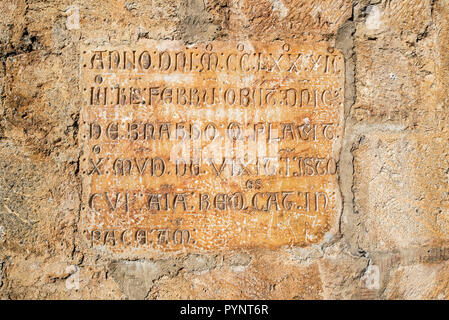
[{"x1": 80, "y1": 40, "x2": 344, "y2": 253}]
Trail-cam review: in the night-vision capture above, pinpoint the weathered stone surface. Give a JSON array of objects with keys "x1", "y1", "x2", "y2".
[
  {"x1": 80, "y1": 41, "x2": 344, "y2": 255},
  {"x1": 352, "y1": 131, "x2": 449, "y2": 252},
  {"x1": 383, "y1": 261, "x2": 449, "y2": 299},
  {"x1": 0, "y1": 0, "x2": 448, "y2": 300}
]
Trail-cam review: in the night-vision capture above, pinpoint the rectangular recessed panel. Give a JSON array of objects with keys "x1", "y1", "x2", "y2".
[{"x1": 80, "y1": 40, "x2": 345, "y2": 254}]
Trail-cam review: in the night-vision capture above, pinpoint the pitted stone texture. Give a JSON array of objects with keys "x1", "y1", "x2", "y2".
[
  {"x1": 383, "y1": 261, "x2": 449, "y2": 300},
  {"x1": 352, "y1": 131, "x2": 449, "y2": 252},
  {"x1": 353, "y1": 0, "x2": 437, "y2": 127}
]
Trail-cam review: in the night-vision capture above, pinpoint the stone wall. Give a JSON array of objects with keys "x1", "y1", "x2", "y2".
[{"x1": 0, "y1": 0, "x2": 448, "y2": 299}]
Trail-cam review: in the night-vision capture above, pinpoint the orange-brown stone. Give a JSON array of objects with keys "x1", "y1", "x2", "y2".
[{"x1": 80, "y1": 40, "x2": 344, "y2": 254}]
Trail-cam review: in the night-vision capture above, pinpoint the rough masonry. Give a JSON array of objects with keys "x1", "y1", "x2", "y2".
[{"x1": 0, "y1": 0, "x2": 448, "y2": 299}]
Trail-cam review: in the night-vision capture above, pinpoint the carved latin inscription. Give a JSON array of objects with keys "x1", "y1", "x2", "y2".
[{"x1": 80, "y1": 41, "x2": 344, "y2": 253}]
